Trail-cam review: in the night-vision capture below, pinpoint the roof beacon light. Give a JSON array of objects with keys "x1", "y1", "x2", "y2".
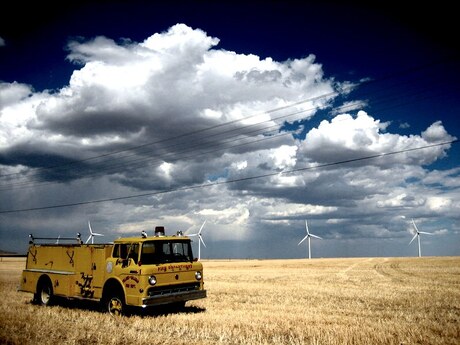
[{"x1": 154, "y1": 226, "x2": 165, "y2": 237}]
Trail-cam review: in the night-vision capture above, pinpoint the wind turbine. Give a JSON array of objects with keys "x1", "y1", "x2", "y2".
[
  {"x1": 298, "y1": 219, "x2": 322, "y2": 259},
  {"x1": 409, "y1": 218, "x2": 433, "y2": 257},
  {"x1": 188, "y1": 220, "x2": 206, "y2": 260},
  {"x1": 86, "y1": 221, "x2": 104, "y2": 244}
]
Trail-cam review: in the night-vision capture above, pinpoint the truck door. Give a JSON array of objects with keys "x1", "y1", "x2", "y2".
[{"x1": 112, "y1": 243, "x2": 140, "y2": 305}]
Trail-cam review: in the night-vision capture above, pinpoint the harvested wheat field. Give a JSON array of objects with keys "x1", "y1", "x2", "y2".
[{"x1": 1, "y1": 256, "x2": 459, "y2": 344}]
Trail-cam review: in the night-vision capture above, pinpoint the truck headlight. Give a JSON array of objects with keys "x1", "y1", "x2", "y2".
[
  {"x1": 148, "y1": 275, "x2": 157, "y2": 286},
  {"x1": 195, "y1": 271, "x2": 202, "y2": 280}
]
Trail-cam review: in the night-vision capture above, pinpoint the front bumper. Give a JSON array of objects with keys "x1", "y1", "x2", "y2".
[{"x1": 141, "y1": 289, "x2": 207, "y2": 307}]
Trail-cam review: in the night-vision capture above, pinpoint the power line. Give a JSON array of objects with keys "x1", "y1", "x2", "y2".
[
  {"x1": 1, "y1": 55, "x2": 455, "y2": 181},
  {"x1": 0, "y1": 139, "x2": 457, "y2": 214},
  {"x1": 0, "y1": 90, "x2": 336, "y2": 179},
  {"x1": 0, "y1": 83, "x2": 446, "y2": 192},
  {"x1": 1, "y1": 87, "x2": 457, "y2": 191},
  {"x1": 2, "y1": 63, "x2": 458, "y2": 191}
]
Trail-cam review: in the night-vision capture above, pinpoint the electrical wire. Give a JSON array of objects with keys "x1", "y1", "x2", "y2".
[
  {"x1": 0, "y1": 139, "x2": 457, "y2": 214},
  {"x1": 1, "y1": 56, "x2": 455, "y2": 181},
  {"x1": 1, "y1": 61, "x2": 457, "y2": 191}
]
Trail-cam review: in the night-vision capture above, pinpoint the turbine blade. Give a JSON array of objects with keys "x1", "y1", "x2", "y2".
[
  {"x1": 411, "y1": 219, "x2": 419, "y2": 233},
  {"x1": 199, "y1": 235, "x2": 207, "y2": 247},
  {"x1": 310, "y1": 234, "x2": 322, "y2": 240},
  {"x1": 419, "y1": 231, "x2": 433, "y2": 235},
  {"x1": 188, "y1": 221, "x2": 206, "y2": 237},
  {"x1": 409, "y1": 233, "x2": 418, "y2": 245},
  {"x1": 198, "y1": 220, "x2": 207, "y2": 234},
  {"x1": 305, "y1": 220, "x2": 310, "y2": 235},
  {"x1": 298, "y1": 235, "x2": 308, "y2": 245},
  {"x1": 88, "y1": 220, "x2": 103, "y2": 240}
]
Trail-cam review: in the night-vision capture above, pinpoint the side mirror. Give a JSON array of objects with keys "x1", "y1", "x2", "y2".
[{"x1": 117, "y1": 258, "x2": 130, "y2": 267}]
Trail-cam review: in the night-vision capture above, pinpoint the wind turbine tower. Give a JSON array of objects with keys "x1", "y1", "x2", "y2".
[
  {"x1": 409, "y1": 218, "x2": 433, "y2": 257},
  {"x1": 189, "y1": 220, "x2": 207, "y2": 260},
  {"x1": 298, "y1": 219, "x2": 322, "y2": 259}
]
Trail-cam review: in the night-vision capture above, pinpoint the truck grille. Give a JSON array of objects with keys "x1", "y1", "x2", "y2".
[{"x1": 147, "y1": 283, "x2": 201, "y2": 297}]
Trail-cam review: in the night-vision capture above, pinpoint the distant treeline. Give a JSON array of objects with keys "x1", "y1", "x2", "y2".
[{"x1": 0, "y1": 253, "x2": 26, "y2": 257}]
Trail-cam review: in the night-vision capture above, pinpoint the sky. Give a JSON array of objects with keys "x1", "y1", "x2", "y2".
[{"x1": 1, "y1": 1, "x2": 459, "y2": 258}]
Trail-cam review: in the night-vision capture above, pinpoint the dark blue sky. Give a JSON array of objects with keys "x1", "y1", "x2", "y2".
[{"x1": 1, "y1": 1, "x2": 458, "y2": 86}]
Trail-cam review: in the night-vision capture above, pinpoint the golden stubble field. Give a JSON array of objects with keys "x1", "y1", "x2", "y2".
[{"x1": 0, "y1": 256, "x2": 459, "y2": 345}]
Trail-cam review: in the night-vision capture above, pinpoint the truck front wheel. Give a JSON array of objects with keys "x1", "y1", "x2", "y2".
[
  {"x1": 105, "y1": 293, "x2": 125, "y2": 316},
  {"x1": 34, "y1": 278, "x2": 53, "y2": 306}
]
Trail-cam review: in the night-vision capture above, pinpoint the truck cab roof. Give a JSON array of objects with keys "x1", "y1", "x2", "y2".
[{"x1": 113, "y1": 235, "x2": 191, "y2": 244}]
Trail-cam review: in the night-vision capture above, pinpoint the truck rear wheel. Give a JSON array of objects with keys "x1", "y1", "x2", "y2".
[{"x1": 34, "y1": 278, "x2": 53, "y2": 306}]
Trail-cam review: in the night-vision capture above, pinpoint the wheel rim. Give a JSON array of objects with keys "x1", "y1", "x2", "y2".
[
  {"x1": 41, "y1": 285, "x2": 51, "y2": 304},
  {"x1": 108, "y1": 297, "x2": 123, "y2": 316}
]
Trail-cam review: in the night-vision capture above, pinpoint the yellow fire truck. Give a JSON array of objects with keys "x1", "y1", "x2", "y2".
[{"x1": 18, "y1": 227, "x2": 206, "y2": 315}]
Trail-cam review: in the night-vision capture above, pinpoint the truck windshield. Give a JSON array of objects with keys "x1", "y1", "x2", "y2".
[{"x1": 140, "y1": 240, "x2": 193, "y2": 264}]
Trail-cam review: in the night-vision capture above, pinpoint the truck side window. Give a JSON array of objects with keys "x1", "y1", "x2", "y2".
[
  {"x1": 113, "y1": 244, "x2": 128, "y2": 259},
  {"x1": 163, "y1": 243, "x2": 171, "y2": 256},
  {"x1": 112, "y1": 244, "x2": 120, "y2": 258},
  {"x1": 128, "y1": 244, "x2": 139, "y2": 264},
  {"x1": 141, "y1": 242, "x2": 159, "y2": 264}
]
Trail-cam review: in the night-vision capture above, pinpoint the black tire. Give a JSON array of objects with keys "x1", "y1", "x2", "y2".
[
  {"x1": 34, "y1": 278, "x2": 53, "y2": 306},
  {"x1": 104, "y1": 292, "x2": 125, "y2": 316}
]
